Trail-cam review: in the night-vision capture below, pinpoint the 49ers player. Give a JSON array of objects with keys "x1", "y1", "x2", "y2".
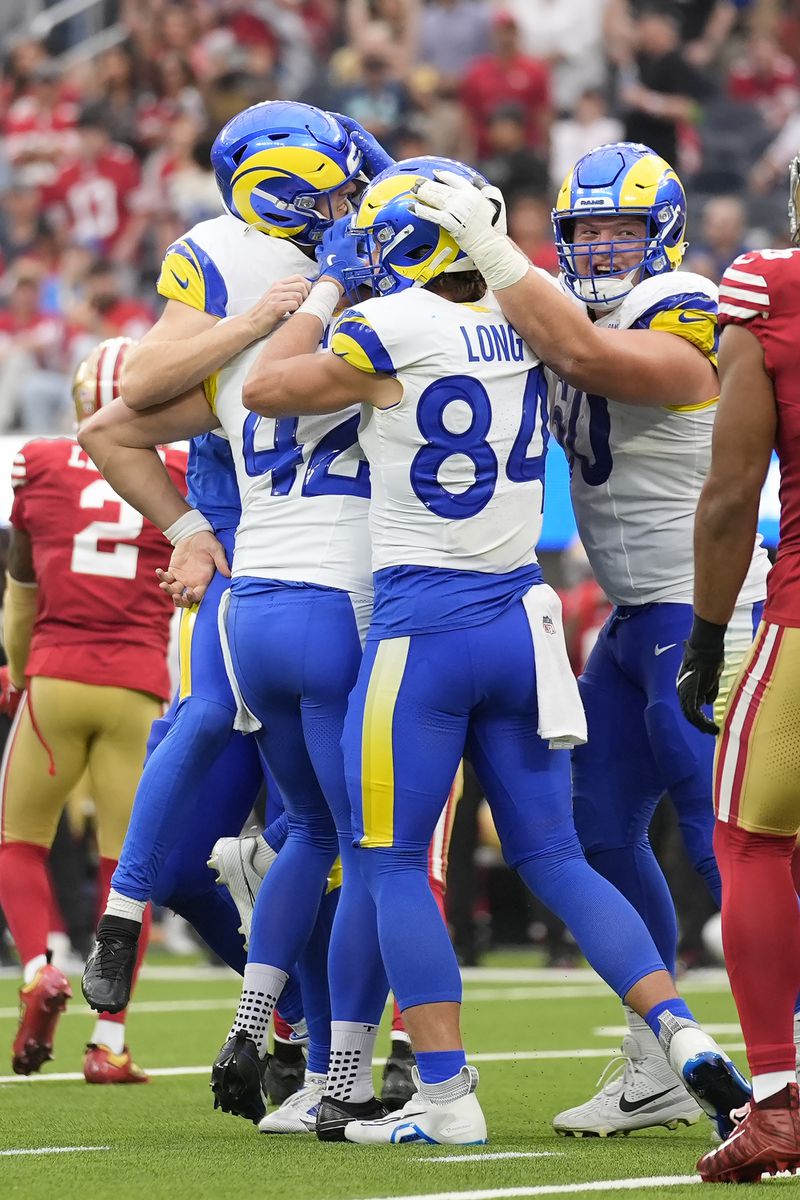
[
  {"x1": 0, "y1": 337, "x2": 186, "y2": 1082},
  {"x1": 677, "y1": 172, "x2": 800, "y2": 1180}
]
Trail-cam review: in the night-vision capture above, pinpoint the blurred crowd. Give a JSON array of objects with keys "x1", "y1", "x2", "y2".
[{"x1": 0, "y1": 0, "x2": 797, "y2": 432}]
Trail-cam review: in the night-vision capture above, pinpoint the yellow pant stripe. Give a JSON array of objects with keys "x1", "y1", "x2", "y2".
[
  {"x1": 360, "y1": 637, "x2": 410, "y2": 848},
  {"x1": 327, "y1": 857, "x2": 343, "y2": 893},
  {"x1": 178, "y1": 605, "x2": 199, "y2": 701}
]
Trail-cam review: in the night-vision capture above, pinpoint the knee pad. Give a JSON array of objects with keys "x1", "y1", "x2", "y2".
[{"x1": 170, "y1": 696, "x2": 236, "y2": 759}]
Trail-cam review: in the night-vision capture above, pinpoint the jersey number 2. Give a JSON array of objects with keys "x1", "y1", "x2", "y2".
[{"x1": 70, "y1": 478, "x2": 144, "y2": 579}]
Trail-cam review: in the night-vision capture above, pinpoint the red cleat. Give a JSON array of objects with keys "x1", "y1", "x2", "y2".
[
  {"x1": 697, "y1": 1082, "x2": 800, "y2": 1183},
  {"x1": 83, "y1": 1043, "x2": 149, "y2": 1084},
  {"x1": 12, "y1": 963, "x2": 72, "y2": 1075}
]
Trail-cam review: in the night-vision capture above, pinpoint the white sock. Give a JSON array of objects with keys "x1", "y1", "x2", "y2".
[
  {"x1": 104, "y1": 889, "x2": 146, "y2": 923},
  {"x1": 23, "y1": 954, "x2": 48, "y2": 985},
  {"x1": 229, "y1": 963, "x2": 287, "y2": 1057},
  {"x1": 253, "y1": 835, "x2": 277, "y2": 876},
  {"x1": 752, "y1": 1070, "x2": 796, "y2": 1103},
  {"x1": 327, "y1": 1021, "x2": 379, "y2": 1103},
  {"x1": 92, "y1": 1019, "x2": 125, "y2": 1055},
  {"x1": 391, "y1": 1030, "x2": 411, "y2": 1047}
]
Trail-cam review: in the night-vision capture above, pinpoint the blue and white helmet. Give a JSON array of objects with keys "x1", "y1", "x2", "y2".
[
  {"x1": 553, "y1": 142, "x2": 688, "y2": 309},
  {"x1": 211, "y1": 101, "x2": 364, "y2": 247}
]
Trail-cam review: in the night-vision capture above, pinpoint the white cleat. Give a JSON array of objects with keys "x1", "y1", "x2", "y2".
[
  {"x1": 344, "y1": 1065, "x2": 488, "y2": 1146},
  {"x1": 553, "y1": 1035, "x2": 703, "y2": 1137},
  {"x1": 207, "y1": 835, "x2": 275, "y2": 948},
  {"x1": 258, "y1": 1076, "x2": 325, "y2": 1134}
]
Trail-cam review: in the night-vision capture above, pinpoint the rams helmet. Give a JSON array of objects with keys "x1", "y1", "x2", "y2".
[
  {"x1": 72, "y1": 336, "x2": 134, "y2": 424},
  {"x1": 553, "y1": 142, "x2": 687, "y2": 309},
  {"x1": 211, "y1": 101, "x2": 364, "y2": 246},
  {"x1": 344, "y1": 156, "x2": 507, "y2": 295}
]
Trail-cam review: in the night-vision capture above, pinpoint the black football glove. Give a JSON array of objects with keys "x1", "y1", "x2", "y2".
[{"x1": 676, "y1": 616, "x2": 726, "y2": 735}]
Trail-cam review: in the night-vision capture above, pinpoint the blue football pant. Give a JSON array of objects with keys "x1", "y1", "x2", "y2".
[
  {"x1": 572, "y1": 601, "x2": 761, "y2": 974},
  {"x1": 344, "y1": 599, "x2": 666, "y2": 1014},
  {"x1": 227, "y1": 584, "x2": 389, "y2": 1035}
]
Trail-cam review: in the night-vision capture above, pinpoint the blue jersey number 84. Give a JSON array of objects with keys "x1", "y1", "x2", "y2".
[{"x1": 410, "y1": 368, "x2": 549, "y2": 519}]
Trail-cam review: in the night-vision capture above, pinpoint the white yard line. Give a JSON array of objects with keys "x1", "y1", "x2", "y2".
[
  {"x1": 0, "y1": 1146, "x2": 110, "y2": 1157},
  {"x1": 594, "y1": 1024, "x2": 741, "y2": 1039},
  {"x1": 356, "y1": 1176, "x2": 705, "y2": 1200},
  {"x1": 0, "y1": 1044, "x2": 747, "y2": 1086},
  {"x1": 416, "y1": 1153, "x2": 562, "y2": 1164}
]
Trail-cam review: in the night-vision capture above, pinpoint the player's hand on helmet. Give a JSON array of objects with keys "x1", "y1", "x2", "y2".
[
  {"x1": 244, "y1": 276, "x2": 312, "y2": 339},
  {"x1": 328, "y1": 112, "x2": 394, "y2": 178},
  {"x1": 315, "y1": 216, "x2": 364, "y2": 293},
  {"x1": 411, "y1": 170, "x2": 505, "y2": 256},
  {"x1": 0, "y1": 666, "x2": 22, "y2": 719},
  {"x1": 676, "y1": 617, "x2": 726, "y2": 736},
  {"x1": 156, "y1": 532, "x2": 230, "y2": 608}
]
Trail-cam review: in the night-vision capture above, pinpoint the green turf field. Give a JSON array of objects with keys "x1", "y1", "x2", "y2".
[{"x1": 0, "y1": 952, "x2": 795, "y2": 1199}]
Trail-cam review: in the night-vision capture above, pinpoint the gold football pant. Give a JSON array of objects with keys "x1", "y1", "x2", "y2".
[
  {"x1": 714, "y1": 622, "x2": 800, "y2": 836},
  {"x1": 0, "y1": 676, "x2": 161, "y2": 858}
]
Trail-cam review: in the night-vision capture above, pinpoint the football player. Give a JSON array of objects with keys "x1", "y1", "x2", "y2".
[
  {"x1": 81, "y1": 99, "x2": 365, "y2": 1016},
  {"x1": 235, "y1": 158, "x2": 751, "y2": 1146},
  {"x1": 413, "y1": 142, "x2": 769, "y2": 1137},
  {"x1": 0, "y1": 336, "x2": 185, "y2": 1082},
  {"x1": 76, "y1": 236, "x2": 393, "y2": 1137},
  {"x1": 677, "y1": 170, "x2": 800, "y2": 1182}
]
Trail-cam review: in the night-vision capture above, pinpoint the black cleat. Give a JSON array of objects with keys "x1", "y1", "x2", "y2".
[
  {"x1": 264, "y1": 1053, "x2": 306, "y2": 1106},
  {"x1": 81, "y1": 916, "x2": 141, "y2": 1014},
  {"x1": 381, "y1": 1039, "x2": 416, "y2": 1109},
  {"x1": 210, "y1": 1031, "x2": 269, "y2": 1124},
  {"x1": 316, "y1": 1095, "x2": 389, "y2": 1142}
]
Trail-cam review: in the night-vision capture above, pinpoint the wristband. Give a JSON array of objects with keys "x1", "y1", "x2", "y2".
[
  {"x1": 688, "y1": 614, "x2": 727, "y2": 655},
  {"x1": 296, "y1": 281, "x2": 341, "y2": 330},
  {"x1": 464, "y1": 227, "x2": 531, "y2": 292},
  {"x1": 163, "y1": 509, "x2": 213, "y2": 546}
]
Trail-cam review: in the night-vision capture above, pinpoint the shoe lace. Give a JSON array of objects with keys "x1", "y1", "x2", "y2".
[
  {"x1": 593, "y1": 1054, "x2": 628, "y2": 1097},
  {"x1": 91, "y1": 935, "x2": 132, "y2": 979}
]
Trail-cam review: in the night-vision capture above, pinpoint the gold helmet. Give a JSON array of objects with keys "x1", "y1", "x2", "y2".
[{"x1": 72, "y1": 336, "x2": 135, "y2": 424}]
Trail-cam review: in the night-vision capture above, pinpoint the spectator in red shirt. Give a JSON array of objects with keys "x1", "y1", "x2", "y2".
[
  {"x1": 3, "y1": 60, "x2": 78, "y2": 188},
  {"x1": 728, "y1": 31, "x2": 800, "y2": 129},
  {"x1": 459, "y1": 9, "x2": 551, "y2": 159},
  {"x1": 68, "y1": 260, "x2": 156, "y2": 369},
  {"x1": 507, "y1": 193, "x2": 559, "y2": 276},
  {"x1": 0, "y1": 259, "x2": 68, "y2": 433},
  {"x1": 42, "y1": 104, "x2": 144, "y2": 265}
]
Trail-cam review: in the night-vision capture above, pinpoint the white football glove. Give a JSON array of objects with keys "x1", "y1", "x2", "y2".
[{"x1": 411, "y1": 170, "x2": 530, "y2": 291}]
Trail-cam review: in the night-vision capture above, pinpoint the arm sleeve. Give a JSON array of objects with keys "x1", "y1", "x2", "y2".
[
  {"x1": 156, "y1": 235, "x2": 229, "y2": 318},
  {"x1": 330, "y1": 305, "x2": 398, "y2": 376}
]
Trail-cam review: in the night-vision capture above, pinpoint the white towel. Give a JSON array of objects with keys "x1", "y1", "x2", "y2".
[
  {"x1": 216, "y1": 588, "x2": 262, "y2": 734},
  {"x1": 522, "y1": 584, "x2": 587, "y2": 749}
]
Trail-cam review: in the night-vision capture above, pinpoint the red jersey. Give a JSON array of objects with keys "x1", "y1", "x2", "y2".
[
  {"x1": 460, "y1": 53, "x2": 550, "y2": 156},
  {"x1": 10, "y1": 437, "x2": 187, "y2": 700},
  {"x1": 42, "y1": 147, "x2": 141, "y2": 253},
  {"x1": 719, "y1": 249, "x2": 800, "y2": 626}
]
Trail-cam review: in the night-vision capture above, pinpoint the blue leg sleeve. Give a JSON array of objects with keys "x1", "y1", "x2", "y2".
[
  {"x1": 296, "y1": 886, "x2": 338, "y2": 1075},
  {"x1": 112, "y1": 696, "x2": 235, "y2": 901}
]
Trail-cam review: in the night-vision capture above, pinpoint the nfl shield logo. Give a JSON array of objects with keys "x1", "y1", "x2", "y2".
[{"x1": 542, "y1": 614, "x2": 555, "y2": 636}]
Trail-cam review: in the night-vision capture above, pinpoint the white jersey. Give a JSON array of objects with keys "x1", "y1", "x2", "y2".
[
  {"x1": 330, "y1": 288, "x2": 546, "y2": 574},
  {"x1": 547, "y1": 270, "x2": 769, "y2": 607},
  {"x1": 154, "y1": 213, "x2": 370, "y2": 595},
  {"x1": 208, "y1": 339, "x2": 372, "y2": 596},
  {"x1": 156, "y1": 212, "x2": 316, "y2": 318}
]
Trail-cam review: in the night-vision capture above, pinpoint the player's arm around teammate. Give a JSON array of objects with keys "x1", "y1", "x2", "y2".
[
  {"x1": 78, "y1": 392, "x2": 229, "y2": 605},
  {"x1": 120, "y1": 276, "x2": 311, "y2": 410},
  {"x1": 410, "y1": 173, "x2": 718, "y2": 409}
]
